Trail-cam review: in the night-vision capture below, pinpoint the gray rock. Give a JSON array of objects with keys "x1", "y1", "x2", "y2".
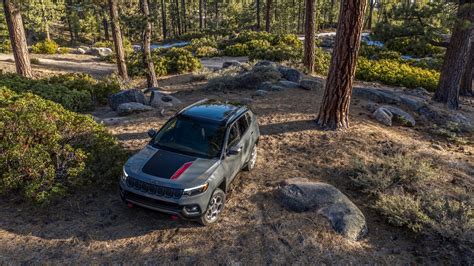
[
  {"x1": 222, "y1": 60, "x2": 243, "y2": 69},
  {"x1": 235, "y1": 66, "x2": 282, "y2": 89},
  {"x1": 253, "y1": 90, "x2": 268, "y2": 97},
  {"x1": 278, "y1": 178, "x2": 368, "y2": 241},
  {"x1": 278, "y1": 80, "x2": 301, "y2": 88},
  {"x1": 300, "y1": 79, "x2": 324, "y2": 91},
  {"x1": 270, "y1": 85, "x2": 286, "y2": 91},
  {"x1": 256, "y1": 81, "x2": 273, "y2": 91},
  {"x1": 90, "y1": 47, "x2": 113, "y2": 57},
  {"x1": 238, "y1": 98, "x2": 253, "y2": 105},
  {"x1": 405, "y1": 87, "x2": 430, "y2": 98},
  {"x1": 373, "y1": 105, "x2": 416, "y2": 127},
  {"x1": 108, "y1": 89, "x2": 146, "y2": 111},
  {"x1": 399, "y1": 95, "x2": 426, "y2": 111},
  {"x1": 278, "y1": 66, "x2": 302, "y2": 82},
  {"x1": 366, "y1": 102, "x2": 378, "y2": 112},
  {"x1": 149, "y1": 91, "x2": 181, "y2": 108},
  {"x1": 254, "y1": 60, "x2": 277, "y2": 68},
  {"x1": 353, "y1": 87, "x2": 400, "y2": 104},
  {"x1": 116, "y1": 102, "x2": 153, "y2": 116},
  {"x1": 77, "y1": 47, "x2": 86, "y2": 54}
]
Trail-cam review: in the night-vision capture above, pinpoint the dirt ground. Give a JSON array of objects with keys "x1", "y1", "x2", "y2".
[{"x1": 0, "y1": 56, "x2": 473, "y2": 264}]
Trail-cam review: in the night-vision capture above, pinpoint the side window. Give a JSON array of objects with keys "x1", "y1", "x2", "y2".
[
  {"x1": 237, "y1": 113, "x2": 250, "y2": 135},
  {"x1": 227, "y1": 123, "x2": 240, "y2": 148}
]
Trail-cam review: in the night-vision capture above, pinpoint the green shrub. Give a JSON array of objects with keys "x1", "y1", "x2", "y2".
[
  {"x1": 274, "y1": 34, "x2": 302, "y2": 50},
  {"x1": 195, "y1": 46, "x2": 220, "y2": 57},
  {"x1": 356, "y1": 57, "x2": 440, "y2": 91},
  {"x1": 0, "y1": 73, "x2": 120, "y2": 111},
  {"x1": 314, "y1": 48, "x2": 332, "y2": 75},
  {"x1": 190, "y1": 36, "x2": 221, "y2": 50},
  {"x1": 30, "y1": 58, "x2": 40, "y2": 64},
  {"x1": 224, "y1": 43, "x2": 249, "y2": 56},
  {"x1": 249, "y1": 44, "x2": 302, "y2": 62},
  {"x1": 385, "y1": 37, "x2": 445, "y2": 58},
  {"x1": 246, "y1": 39, "x2": 271, "y2": 50},
  {"x1": 92, "y1": 40, "x2": 114, "y2": 49},
  {"x1": 57, "y1": 47, "x2": 73, "y2": 54},
  {"x1": 127, "y1": 47, "x2": 201, "y2": 77},
  {"x1": 0, "y1": 39, "x2": 12, "y2": 53},
  {"x1": 0, "y1": 88, "x2": 127, "y2": 204},
  {"x1": 31, "y1": 39, "x2": 59, "y2": 54},
  {"x1": 359, "y1": 44, "x2": 402, "y2": 60}
]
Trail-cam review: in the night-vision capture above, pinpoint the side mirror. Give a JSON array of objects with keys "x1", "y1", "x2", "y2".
[
  {"x1": 227, "y1": 145, "x2": 242, "y2": 156},
  {"x1": 147, "y1": 128, "x2": 157, "y2": 138}
]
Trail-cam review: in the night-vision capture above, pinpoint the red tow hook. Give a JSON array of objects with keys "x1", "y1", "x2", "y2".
[
  {"x1": 127, "y1": 203, "x2": 134, "y2": 208},
  {"x1": 171, "y1": 215, "x2": 179, "y2": 221}
]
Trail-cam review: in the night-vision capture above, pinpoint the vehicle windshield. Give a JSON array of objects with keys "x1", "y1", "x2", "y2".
[{"x1": 151, "y1": 116, "x2": 226, "y2": 158}]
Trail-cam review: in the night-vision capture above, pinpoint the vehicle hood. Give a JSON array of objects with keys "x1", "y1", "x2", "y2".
[{"x1": 124, "y1": 145, "x2": 219, "y2": 188}]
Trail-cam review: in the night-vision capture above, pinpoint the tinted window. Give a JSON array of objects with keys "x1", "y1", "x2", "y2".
[
  {"x1": 237, "y1": 113, "x2": 250, "y2": 134},
  {"x1": 227, "y1": 123, "x2": 240, "y2": 148},
  {"x1": 151, "y1": 116, "x2": 226, "y2": 158}
]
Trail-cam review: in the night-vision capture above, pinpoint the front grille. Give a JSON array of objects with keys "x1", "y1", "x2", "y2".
[
  {"x1": 125, "y1": 191, "x2": 181, "y2": 211},
  {"x1": 126, "y1": 177, "x2": 183, "y2": 199}
]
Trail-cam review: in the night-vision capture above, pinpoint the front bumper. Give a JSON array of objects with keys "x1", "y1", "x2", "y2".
[{"x1": 119, "y1": 181, "x2": 211, "y2": 219}]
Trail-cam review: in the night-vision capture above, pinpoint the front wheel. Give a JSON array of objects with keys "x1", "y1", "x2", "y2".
[
  {"x1": 243, "y1": 144, "x2": 257, "y2": 171},
  {"x1": 198, "y1": 188, "x2": 225, "y2": 226}
]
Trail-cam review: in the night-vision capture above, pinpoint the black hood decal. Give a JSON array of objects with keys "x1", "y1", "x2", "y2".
[{"x1": 142, "y1": 149, "x2": 196, "y2": 179}]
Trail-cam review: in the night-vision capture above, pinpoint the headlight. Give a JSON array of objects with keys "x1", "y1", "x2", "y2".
[
  {"x1": 121, "y1": 167, "x2": 128, "y2": 182},
  {"x1": 183, "y1": 183, "x2": 209, "y2": 196}
]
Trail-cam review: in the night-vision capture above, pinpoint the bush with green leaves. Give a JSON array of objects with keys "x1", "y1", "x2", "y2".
[
  {"x1": 359, "y1": 44, "x2": 402, "y2": 60},
  {"x1": 31, "y1": 39, "x2": 59, "y2": 54},
  {"x1": 195, "y1": 46, "x2": 220, "y2": 57},
  {"x1": 314, "y1": 48, "x2": 332, "y2": 75},
  {"x1": 127, "y1": 47, "x2": 201, "y2": 77},
  {"x1": 224, "y1": 43, "x2": 249, "y2": 56},
  {"x1": 0, "y1": 39, "x2": 11, "y2": 53},
  {"x1": 93, "y1": 40, "x2": 114, "y2": 48},
  {"x1": 0, "y1": 73, "x2": 120, "y2": 112},
  {"x1": 356, "y1": 58, "x2": 440, "y2": 91},
  {"x1": 0, "y1": 88, "x2": 127, "y2": 204},
  {"x1": 385, "y1": 37, "x2": 445, "y2": 58}
]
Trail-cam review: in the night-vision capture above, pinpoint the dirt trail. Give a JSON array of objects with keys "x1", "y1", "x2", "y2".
[{"x1": 1, "y1": 71, "x2": 472, "y2": 264}]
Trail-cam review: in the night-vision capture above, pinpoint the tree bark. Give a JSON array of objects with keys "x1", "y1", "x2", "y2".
[
  {"x1": 102, "y1": 15, "x2": 110, "y2": 41},
  {"x1": 316, "y1": 0, "x2": 367, "y2": 130},
  {"x1": 460, "y1": 43, "x2": 473, "y2": 96},
  {"x1": 199, "y1": 0, "x2": 204, "y2": 29},
  {"x1": 174, "y1": 0, "x2": 181, "y2": 35},
  {"x1": 433, "y1": 1, "x2": 474, "y2": 109},
  {"x1": 161, "y1": 0, "x2": 167, "y2": 39},
  {"x1": 141, "y1": 0, "x2": 159, "y2": 88},
  {"x1": 40, "y1": 0, "x2": 50, "y2": 40},
  {"x1": 257, "y1": 0, "x2": 261, "y2": 30},
  {"x1": 265, "y1": 0, "x2": 272, "y2": 32},
  {"x1": 108, "y1": 0, "x2": 128, "y2": 80},
  {"x1": 3, "y1": 0, "x2": 33, "y2": 78},
  {"x1": 366, "y1": 0, "x2": 374, "y2": 30},
  {"x1": 181, "y1": 0, "x2": 187, "y2": 33},
  {"x1": 303, "y1": 0, "x2": 316, "y2": 73}
]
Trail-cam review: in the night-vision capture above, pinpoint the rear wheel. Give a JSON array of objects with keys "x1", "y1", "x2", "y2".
[
  {"x1": 198, "y1": 188, "x2": 225, "y2": 226},
  {"x1": 243, "y1": 144, "x2": 257, "y2": 171}
]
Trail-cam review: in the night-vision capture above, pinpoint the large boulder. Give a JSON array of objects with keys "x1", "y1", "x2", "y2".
[
  {"x1": 277, "y1": 80, "x2": 301, "y2": 89},
  {"x1": 300, "y1": 79, "x2": 324, "y2": 91},
  {"x1": 353, "y1": 87, "x2": 400, "y2": 104},
  {"x1": 278, "y1": 66, "x2": 302, "y2": 82},
  {"x1": 235, "y1": 66, "x2": 282, "y2": 90},
  {"x1": 278, "y1": 178, "x2": 368, "y2": 241},
  {"x1": 108, "y1": 89, "x2": 146, "y2": 111},
  {"x1": 90, "y1": 47, "x2": 113, "y2": 57},
  {"x1": 149, "y1": 90, "x2": 182, "y2": 109},
  {"x1": 116, "y1": 102, "x2": 153, "y2": 116},
  {"x1": 373, "y1": 105, "x2": 416, "y2": 127},
  {"x1": 399, "y1": 95, "x2": 426, "y2": 111}
]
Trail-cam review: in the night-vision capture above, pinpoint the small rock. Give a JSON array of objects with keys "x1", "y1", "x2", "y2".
[
  {"x1": 116, "y1": 102, "x2": 153, "y2": 116},
  {"x1": 366, "y1": 102, "x2": 378, "y2": 112},
  {"x1": 373, "y1": 108, "x2": 393, "y2": 126},
  {"x1": 77, "y1": 47, "x2": 86, "y2": 54},
  {"x1": 431, "y1": 143, "x2": 444, "y2": 151},
  {"x1": 373, "y1": 105, "x2": 416, "y2": 127},
  {"x1": 256, "y1": 81, "x2": 273, "y2": 91},
  {"x1": 108, "y1": 89, "x2": 147, "y2": 111},
  {"x1": 149, "y1": 91, "x2": 181, "y2": 108},
  {"x1": 299, "y1": 79, "x2": 324, "y2": 91},
  {"x1": 254, "y1": 60, "x2": 277, "y2": 68},
  {"x1": 222, "y1": 60, "x2": 243, "y2": 69},
  {"x1": 278, "y1": 66, "x2": 302, "y2": 82},
  {"x1": 270, "y1": 85, "x2": 286, "y2": 91},
  {"x1": 253, "y1": 90, "x2": 268, "y2": 97}
]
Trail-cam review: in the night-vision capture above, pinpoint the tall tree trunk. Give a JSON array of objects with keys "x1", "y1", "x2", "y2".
[
  {"x1": 257, "y1": 0, "x2": 261, "y2": 30},
  {"x1": 460, "y1": 44, "x2": 474, "y2": 96},
  {"x1": 141, "y1": 0, "x2": 159, "y2": 88},
  {"x1": 303, "y1": 0, "x2": 316, "y2": 73},
  {"x1": 215, "y1": 0, "x2": 219, "y2": 28},
  {"x1": 161, "y1": 0, "x2": 167, "y2": 39},
  {"x1": 316, "y1": 0, "x2": 367, "y2": 130},
  {"x1": 108, "y1": 0, "x2": 128, "y2": 80},
  {"x1": 199, "y1": 0, "x2": 204, "y2": 29},
  {"x1": 433, "y1": 1, "x2": 474, "y2": 109},
  {"x1": 265, "y1": 0, "x2": 272, "y2": 32},
  {"x1": 181, "y1": 0, "x2": 187, "y2": 33},
  {"x1": 102, "y1": 15, "x2": 110, "y2": 41},
  {"x1": 297, "y1": 0, "x2": 302, "y2": 33},
  {"x1": 3, "y1": 0, "x2": 33, "y2": 78},
  {"x1": 366, "y1": 0, "x2": 374, "y2": 30},
  {"x1": 174, "y1": 0, "x2": 181, "y2": 35},
  {"x1": 40, "y1": 0, "x2": 50, "y2": 40}
]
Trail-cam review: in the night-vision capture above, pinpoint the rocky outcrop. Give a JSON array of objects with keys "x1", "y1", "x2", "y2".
[
  {"x1": 222, "y1": 60, "x2": 243, "y2": 69},
  {"x1": 116, "y1": 102, "x2": 153, "y2": 116},
  {"x1": 278, "y1": 178, "x2": 368, "y2": 241},
  {"x1": 108, "y1": 89, "x2": 147, "y2": 111},
  {"x1": 373, "y1": 105, "x2": 416, "y2": 127},
  {"x1": 278, "y1": 66, "x2": 302, "y2": 83},
  {"x1": 149, "y1": 91, "x2": 182, "y2": 109},
  {"x1": 300, "y1": 79, "x2": 324, "y2": 91}
]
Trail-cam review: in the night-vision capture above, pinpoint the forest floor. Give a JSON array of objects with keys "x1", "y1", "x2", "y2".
[{"x1": 0, "y1": 54, "x2": 473, "y2": 264}]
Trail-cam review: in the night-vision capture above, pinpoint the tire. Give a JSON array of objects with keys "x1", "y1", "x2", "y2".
[
  {"x1": 243, "y1": 144, "x2": 257, "y2": 171},
  {"x1": 198, "y1": 188, "x2": 226, "y2": 226}
]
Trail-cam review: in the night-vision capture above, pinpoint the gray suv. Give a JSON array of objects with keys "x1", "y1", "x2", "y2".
[{"x1": 120, "y1": 99, "x2": 260, "y2": 225}]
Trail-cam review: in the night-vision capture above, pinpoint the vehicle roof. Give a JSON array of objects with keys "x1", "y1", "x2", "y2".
[{"x1": 178, "y1": 99, "x2": 248, "y2": 125}]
